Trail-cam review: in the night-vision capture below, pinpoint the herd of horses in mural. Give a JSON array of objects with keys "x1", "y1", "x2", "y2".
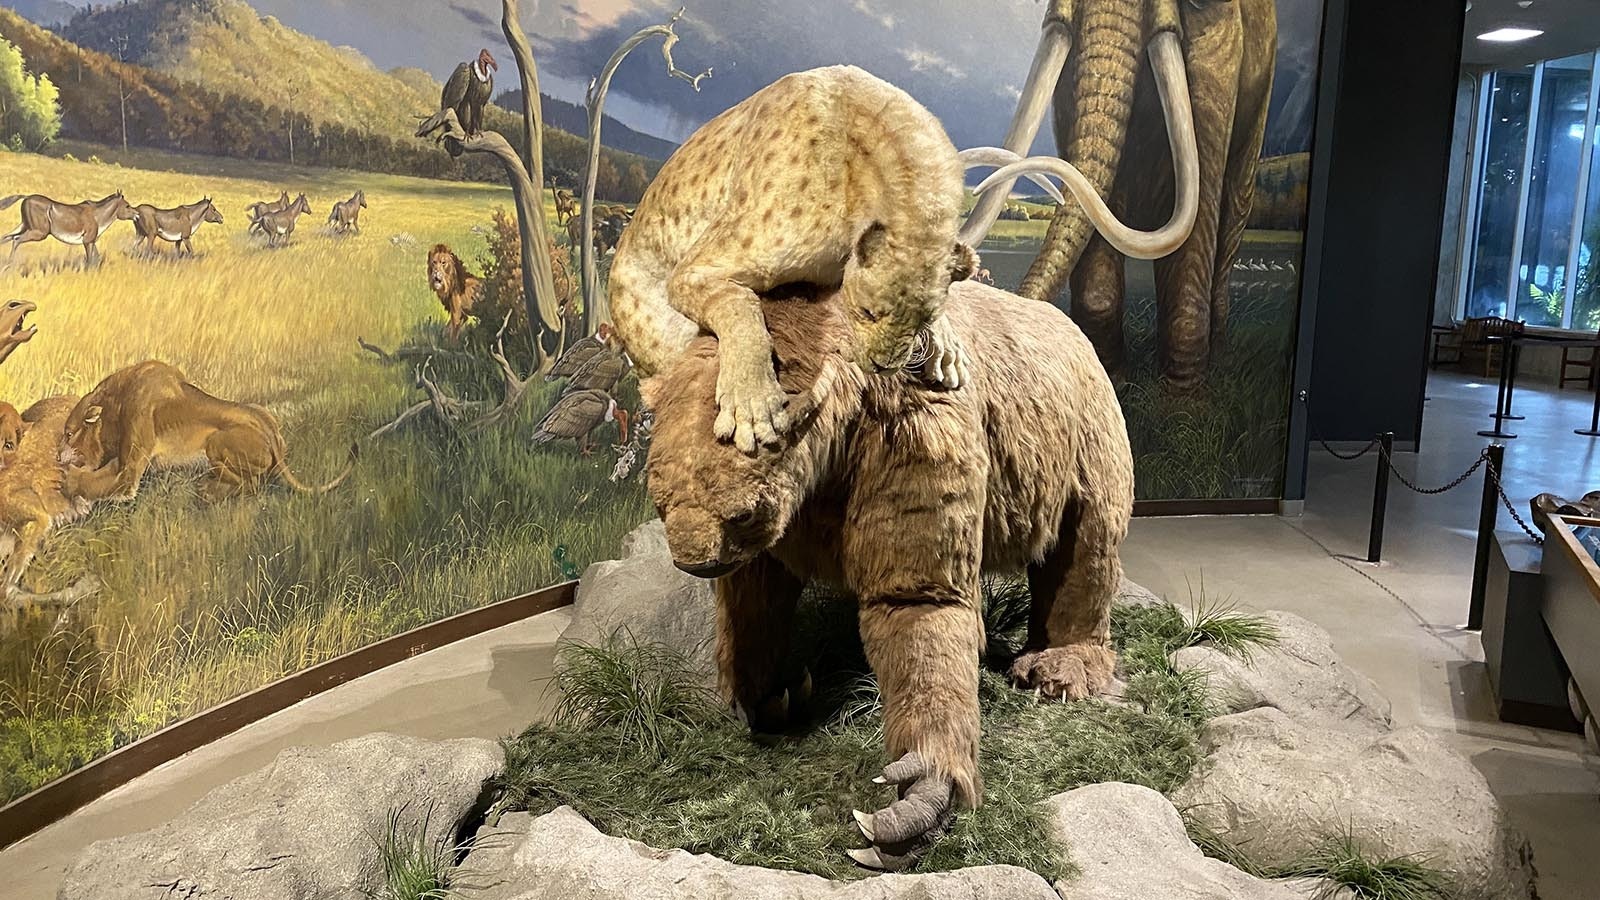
[{"x1": 0, "y1": 187, "x2": 369, "y2": 262}]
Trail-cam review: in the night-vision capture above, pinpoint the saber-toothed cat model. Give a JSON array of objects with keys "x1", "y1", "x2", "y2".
[{"x1": 608, "y1": 65, "x2": 979, "y2": 456}]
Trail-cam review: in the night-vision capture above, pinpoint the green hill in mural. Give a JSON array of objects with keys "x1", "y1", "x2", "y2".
[
  {"x1": 0, "y1": 3, "x2": 659, "y2": 193},
  {"x1": 60, "y1": 0, "x2": 436, "y2": 143}
]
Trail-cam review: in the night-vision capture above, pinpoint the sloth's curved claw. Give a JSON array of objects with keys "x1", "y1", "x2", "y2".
[
  {"x1": 846, "y1": 847, "x2": 886, "y2": 870},
  {"x1": 852, "y1": 809, "x2": 876, "y2": 843}
]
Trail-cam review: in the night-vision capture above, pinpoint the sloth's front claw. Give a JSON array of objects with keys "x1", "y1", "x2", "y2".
[{"x1": 847, "y1": 751, "x2": 953, "y2": 871}]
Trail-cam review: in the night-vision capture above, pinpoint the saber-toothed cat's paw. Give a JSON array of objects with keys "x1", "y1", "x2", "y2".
[
  {"x1": 915, "y1": 315, "x2": 970, "y2": 390},
  {"x1": 713, "y1": 362, "x2": 789, "y2": 455}
]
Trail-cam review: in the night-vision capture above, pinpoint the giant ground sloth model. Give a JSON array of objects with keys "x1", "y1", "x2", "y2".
[{"x1": 642, "y1": 279, "x2": 1134, "y2": 868}]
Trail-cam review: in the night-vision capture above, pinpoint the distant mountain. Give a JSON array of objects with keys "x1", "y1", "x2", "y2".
[
  {"x1": 497, "y1": 88, "x2": 678, "y2": 161},
  {"x1": 60, "y1": 0, "x2": 436, "y2": 143},
  {"x1": 0, "y1": 0, "x2": 79, "y2": 28}
]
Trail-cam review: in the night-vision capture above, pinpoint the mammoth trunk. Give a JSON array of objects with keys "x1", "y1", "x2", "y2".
[{"x1": 1020, "y1": 1, "x2": 1142, "y2": 305}]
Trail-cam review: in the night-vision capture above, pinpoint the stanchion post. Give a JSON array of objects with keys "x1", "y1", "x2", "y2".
[
  {"x1": 1367, "y1": 432, "x2": 1393, "y2": 563},
  {"x1": 1468, "y1": 442, "x2": 1505, "y2": 630}
]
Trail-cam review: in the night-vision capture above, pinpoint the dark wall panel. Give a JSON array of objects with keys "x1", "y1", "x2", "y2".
[{"x1": 1305, "y1": 0, "x2": 1467, "y2": 445}]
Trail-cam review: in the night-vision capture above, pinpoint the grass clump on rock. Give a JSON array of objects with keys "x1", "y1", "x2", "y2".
[{"x1": 498, "y1": 581, "x2": 1274, "y2": 881}]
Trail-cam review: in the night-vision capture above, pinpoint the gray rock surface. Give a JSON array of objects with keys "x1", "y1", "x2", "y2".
[
  {"x1": 1045, "y1": 782, "x2": 1305, "y2": 900},
  {"x1": 57, "y1": 733, "x2": 503, "y2": 900},
  {"x1": 1172, "y1": 708, "x2": 1536, "y2": 900},
  {"x1": 1117, "y1": 576, "x2": 1166, "y2": 608},
  {"x1": 561, "y1": 519, "x2": 717, "y2": 680},
  {"x1": 1172, "y1": 610, "x2": 1392, "y2": 734},
  {"x1": 453, "y1": 806, "x2": 1059, "y2": 899}
]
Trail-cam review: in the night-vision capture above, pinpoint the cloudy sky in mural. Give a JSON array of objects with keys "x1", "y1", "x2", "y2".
[{"x1": 45, "y1": 0, "x2": 1325, "y2": 154}]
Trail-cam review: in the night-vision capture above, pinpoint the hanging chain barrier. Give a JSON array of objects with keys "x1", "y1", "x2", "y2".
[
  {"x1": 1313, "y1": 428, "x2": 1545, "y2": 585},
  {"x1": 1313, "y1": 426, "x2": 1547, "y2": 628},
  {"x1": 1314, "y1": 434, "x2": 1379, "y2": 461},
  {"x1": 1378, "y1": 443, "x2": 1489, "y2": 495}
]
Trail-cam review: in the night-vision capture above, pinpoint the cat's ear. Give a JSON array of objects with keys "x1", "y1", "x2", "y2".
[{"x1": 853, "y1": 222, "x2": 888, "y2": 267}]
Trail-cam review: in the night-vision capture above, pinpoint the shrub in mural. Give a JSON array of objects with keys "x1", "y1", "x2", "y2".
[{"x1": 0, "y1": 0, "x2": 1321, "y2": 806}]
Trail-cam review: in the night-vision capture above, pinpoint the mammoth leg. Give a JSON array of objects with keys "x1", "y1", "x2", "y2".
[
  {"x1": 1211, "y1": 0, "x2": 1278, "y2": 349},
  {"x1": 1154, "y1": 1, "x2": 1244, "y2": 386},
  {"x1": 1070, "y1": 233, "x2": 1127, "y2": 377},
  {"x1": 716, "y1": 553, "x2": 807, "y2": 733}
]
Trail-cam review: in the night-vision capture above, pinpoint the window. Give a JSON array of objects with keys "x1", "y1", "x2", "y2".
[
  {"x1": 1458, "y1": 52, "x2": 1600, "y2": 332},
  {"x1": 1516, "y1": 54, "x2": 1593, "y2": 326},
  {"x1": 1465, "y1": 67, "x2": 1534, "y2": 320}
]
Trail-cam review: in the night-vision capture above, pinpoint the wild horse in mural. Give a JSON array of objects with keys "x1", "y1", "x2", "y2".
[{"x1": 0, "y1": 191, "x2": 136, "y2": 266}]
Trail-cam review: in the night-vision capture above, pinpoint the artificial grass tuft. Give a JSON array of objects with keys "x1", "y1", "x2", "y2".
[
  {"x1": 1276, "y1": 829, "x2": 1455, "y2": 900},
  {"x1": 363, "y1": 804, "x2": 471, "y2": 900},
  {"x1": 1185, "y1": 819, "x2": 1458, "y2": 900},
  {"x1": 498, "y1": 578, "x2": 1276, "y2": 881}
]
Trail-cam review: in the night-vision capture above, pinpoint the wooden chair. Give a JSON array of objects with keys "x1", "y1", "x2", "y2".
[
  {"x1": 1560, "y1": 344, "x2": 1598, "y2": 390},
  {"x1": 1430, "y1": 325, "x2": 1462, "y2": 368},
  {"x1": 1458, "y1": 316, "x2": 1525, "y2": 377}
]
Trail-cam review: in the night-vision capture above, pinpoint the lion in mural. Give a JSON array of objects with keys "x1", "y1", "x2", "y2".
[
  {"x1": 427, "y1": 243, "x2": 482, "y2": 346},
  {"x1": 63, "y1": 361, "x2": 358, "y2": 502},
  {"x1": 0, "y1": 396, "x2": 95, "y2": 600},
  {"x1": 642, "y1": 278, "x2": 1134, "y2": 869}
]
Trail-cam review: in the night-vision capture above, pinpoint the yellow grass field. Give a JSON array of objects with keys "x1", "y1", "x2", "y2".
[{"x1": 0, "y1": 146, "x2": 653, "y2": 804}]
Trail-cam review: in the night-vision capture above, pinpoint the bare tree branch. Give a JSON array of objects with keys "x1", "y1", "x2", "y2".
[
  {"x1": 463, "y1": 313, "x2": 535, "y2": 432},
  {"x1": 367, "y1": 315, "x2": 537, "y2": 439},
  {"x1": 580, "y1": 7, "x2": 712, "y2": 330},
  {"x1": 367, "y1": 400, "x2": 430, "y2": 440},
  {"x1": 356, "y1": 336, "x2": 476, "y2": 366}
]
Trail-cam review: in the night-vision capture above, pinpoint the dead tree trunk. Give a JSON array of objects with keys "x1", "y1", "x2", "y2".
[
  {"x1": 498, "y1": 0, "x2": 562, "y2": 369},
  {"x1": 580, "y1": 7, "x2": 711, "y2": 332},
  {"x1": 418, "y1": 0, "x2": 564, "y2": 372}
]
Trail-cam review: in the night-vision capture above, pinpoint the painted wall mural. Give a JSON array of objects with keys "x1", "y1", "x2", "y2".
[{"x1": 0, "y1": 0, "x2": 1323, "y2": 806}]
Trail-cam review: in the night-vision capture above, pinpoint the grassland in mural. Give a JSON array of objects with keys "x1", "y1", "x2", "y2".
[{"x1": 0, "y1": 146, "x2": 652, "y2": 804}]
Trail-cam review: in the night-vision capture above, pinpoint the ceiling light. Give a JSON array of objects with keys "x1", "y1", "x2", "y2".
[{"x1": 1478, "y1": 28, "x2": 1545, "y2": 42}]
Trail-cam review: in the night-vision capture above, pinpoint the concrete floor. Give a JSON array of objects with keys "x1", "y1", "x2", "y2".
[{"x1": 1, "y1": 369, "x2": 1596, "y2": 898}]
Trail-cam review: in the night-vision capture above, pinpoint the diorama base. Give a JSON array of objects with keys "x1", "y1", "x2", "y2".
[{"x1": 53, "y1": 523, "x2": 1538, "y2": 900}]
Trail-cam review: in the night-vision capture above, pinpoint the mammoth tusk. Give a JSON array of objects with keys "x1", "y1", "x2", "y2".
[
  {"x1": 973, "y1": 31, "x2": 1199, "y2": 261},
  {"x1": 959, "y1": 148, "x2": 1066, "y2": 205},
  {"x1": 959, "y1": 20, "x2": 1072, "y2": 247}
]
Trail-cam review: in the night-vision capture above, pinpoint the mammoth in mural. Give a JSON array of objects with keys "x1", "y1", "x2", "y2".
[{"x1": 967, "y1": 0, "x2": 1276, "y2": 386}]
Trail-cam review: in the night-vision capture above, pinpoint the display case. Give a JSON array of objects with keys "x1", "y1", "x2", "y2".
[{"x1": 1541, "y1": 515, "x2": 1600, "y2": 750}]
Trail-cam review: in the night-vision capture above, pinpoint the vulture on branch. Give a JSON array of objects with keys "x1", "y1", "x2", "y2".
[
  {"x1": 534, "y1": 389, "x2": 630, "y2": 455},
  {"x1": 425, "y1": 48, "x2": 498, "y2": 137}
]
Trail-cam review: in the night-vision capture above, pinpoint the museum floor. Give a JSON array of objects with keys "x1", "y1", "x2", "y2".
[{"x1": 2, "y1": 370, "x2": 1597, "y2": 899}]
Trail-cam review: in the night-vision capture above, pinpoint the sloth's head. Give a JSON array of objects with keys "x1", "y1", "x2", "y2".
[{"x1": 643, "y1": 289, "x2": 862, "y2": 578}]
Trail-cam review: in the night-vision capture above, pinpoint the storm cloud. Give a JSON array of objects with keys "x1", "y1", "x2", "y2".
[{"x1": 155, "y1": 0, "x2": 1324, "y2": 155}]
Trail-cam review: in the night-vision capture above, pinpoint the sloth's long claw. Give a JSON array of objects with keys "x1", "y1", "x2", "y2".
[
  {"x1": 846, "y1": 847, "x2": 886, "y2": 870},
  {"x1": 852, "y1": 809, "x2": 876, "y2": 842}
]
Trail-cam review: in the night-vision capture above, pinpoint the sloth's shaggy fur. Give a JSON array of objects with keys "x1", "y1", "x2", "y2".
[{"x1": 642, "y1": 279, "x2": 1135, "y2": 811}]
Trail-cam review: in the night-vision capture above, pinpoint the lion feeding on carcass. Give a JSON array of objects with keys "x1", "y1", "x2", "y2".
[{"x1": 642, "y1": 278, "x2": 1134, "y2": 869}]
